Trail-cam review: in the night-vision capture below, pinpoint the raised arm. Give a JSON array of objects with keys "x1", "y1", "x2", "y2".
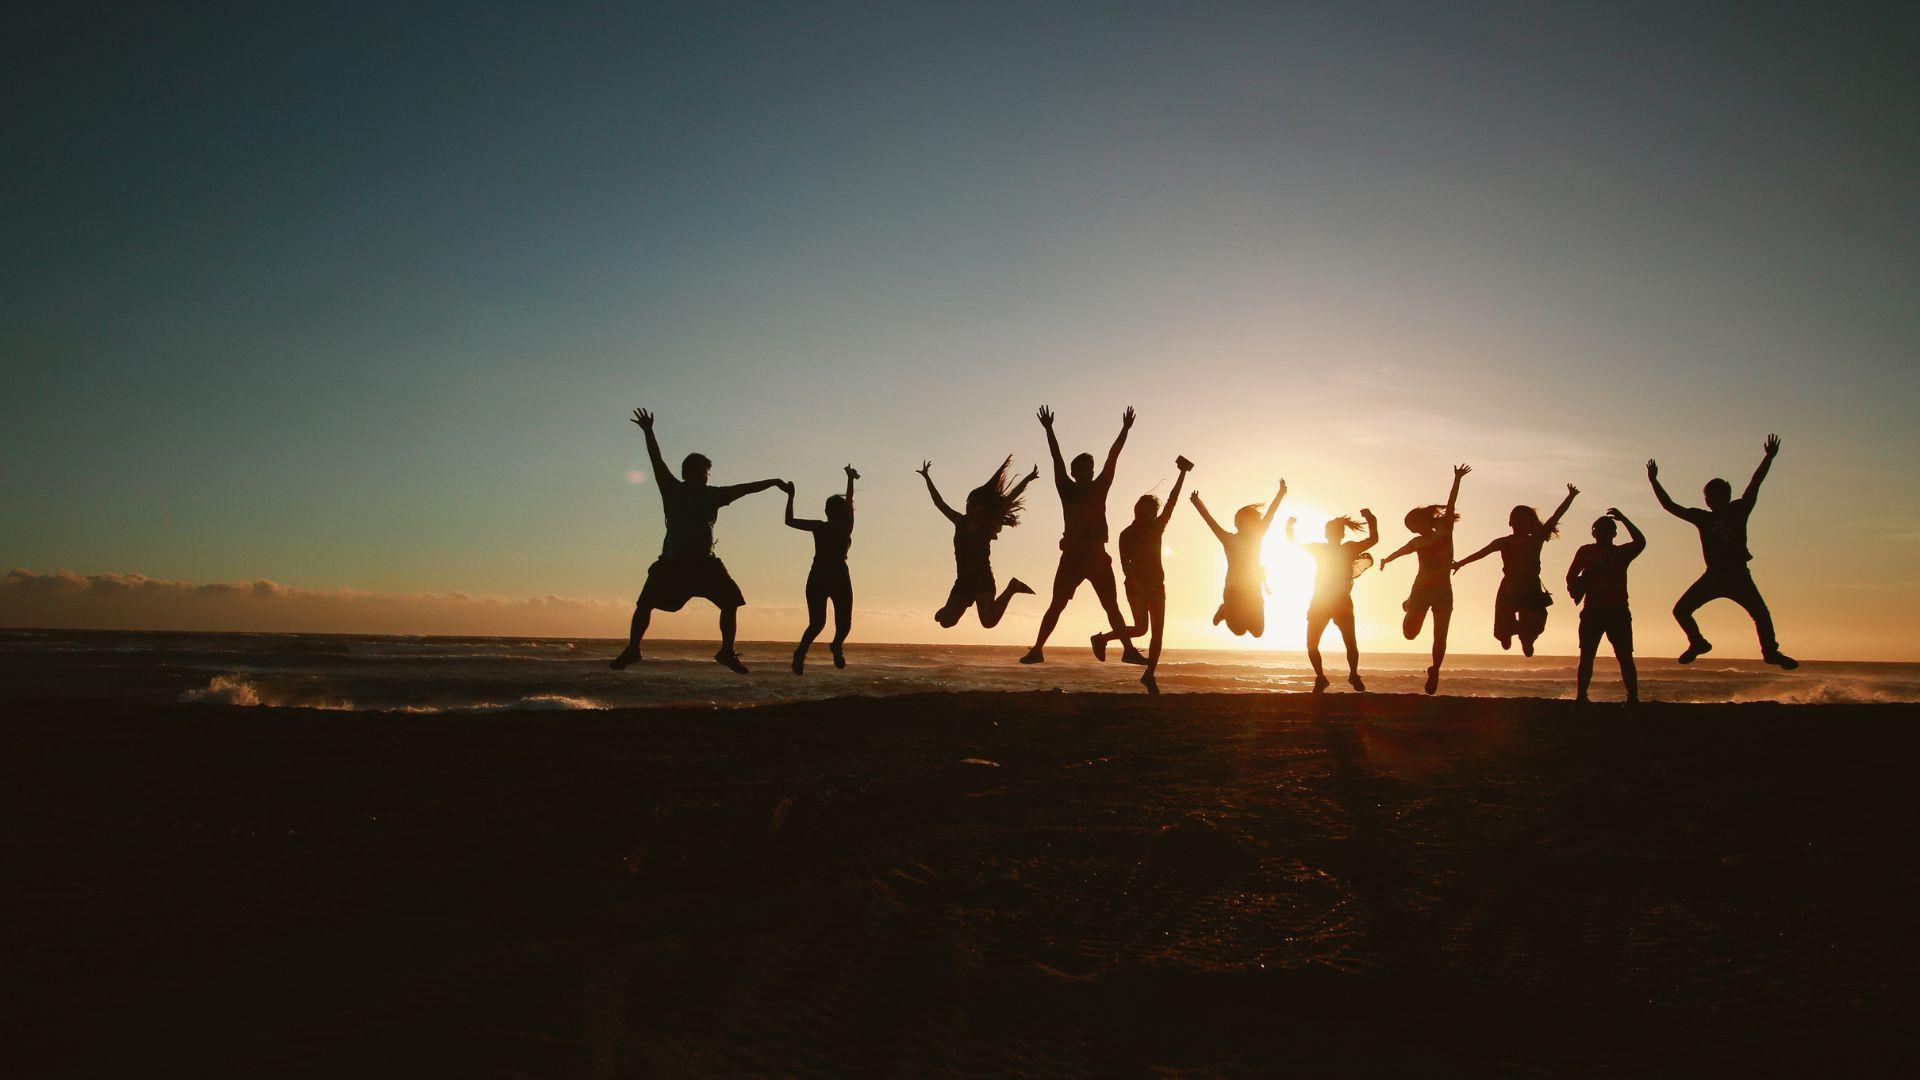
[
  {"x1": 781, "y1": 481, "x2": 816, "y2": 531},
  {"x1": 1189, "y1": 492, "x2": 1229, "y2": 542},
  {"x1": 1611, "y1": 507, "x2": 1646, "y2": 555},
  {"x1": 1453, "y1": 537, "x2": 1503, "y2": 572},
  {"x1": 917, "y1": 461, "x2": 962, "y2": 524},
  {"x1": 1539, "y1": 484, "x2": 1579, "y2": 539},
  {"x1": 843, "y1": 464, "x2": 858, "y2": 508},
  {"x1": 1743, "y1": 434, "x2": 1780, "y2": 503},
  {"x1": 1098, "y1": 406, "x2": 1134, "y2": 486},
  {"x1": 1353, "y1": 508, "x2": 1380, "y2": 553},
  {"x1": 630, "y1": 408, "x2": 675, "y2": 489},
  {"x1": 1158, "y1": 458, "x2": 1191, "y2": 527},
  {"x1": 1009, "y1": 463, "x2": 1040, "y2": 505},
  {"x1": 1261, "y1": 478, "x2": 1288, "y2": 526},
  {"x1": 1647, "y1": 459, "x2": 1688, "y2": 519},
  {"x1": 1441, "y1": 463, "x2": 1469, "y2": 531},
  {"x1": 1037, "y1": 406, "x2": 1068, "y2": 492}
]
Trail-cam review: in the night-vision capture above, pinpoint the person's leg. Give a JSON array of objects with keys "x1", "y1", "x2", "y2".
[
  {"x1": 1337, "y1": 607, "x2": 1363, "y2": 689},
  {"x1": 1090, "y1": 562, "x2": 1144, "y2": 662},
  {"x1": 1612, "y1": 617, "x2": 1638, "y2": 702},
  {"x1": 1142, "y1": 596, "x2": 1166, "y2": 693},
  {"x1": 1671, "y1": 573, "x2": 1721, "y2": 662},
  {"x1": 1426, "y1": 603, "x2": 1451, "y2": 695},
  {"x1": 611, "y1": 602, "x2": 652, "y2": 669},
  {"x1": 1724, "y1": 573, "x2": 1793, "y2": 666},
  {"x1": 1306, "y1": 612, "x2": 1330, "y2": 691},
  {"x1": 1023, "y1": 558, "x2": 1078, "y2": 662},
  {"x1": 829, "y1": 573, "x2": 852, "y2": 666},
  {"x1": 793, "y1": 572, "x2": 829, "y2": 674},
  {"x1": 1402, "y1": 593, "x2": 1427, "y2": 640},
  {"x1": 1575, "y1": 616, "x2": 1600, "y2": 702},
  {"x1": 715, "y1": 605, "x2": 748, "y2": 672}
]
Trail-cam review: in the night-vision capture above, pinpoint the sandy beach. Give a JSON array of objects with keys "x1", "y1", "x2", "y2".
[{"x1": 5, "y1": 692, "x2": 1914, "y2": 1075}]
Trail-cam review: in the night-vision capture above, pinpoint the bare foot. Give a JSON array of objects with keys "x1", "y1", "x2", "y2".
[
  {"x1": 715, "y1": 649, "x2": 749, "y2": 674},
  {"x1": 1008, "y1": 578, "x2": 1035, "y2": 596},
  {"x1": 609, "y1": 646, "x2": 641, "y2": 671},
  {"x1": 1019, "y1": 648, "x2": 1044, "y2": 665}
]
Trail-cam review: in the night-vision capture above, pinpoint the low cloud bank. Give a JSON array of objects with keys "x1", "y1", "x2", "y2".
[{"x1": 1, "y1": 568, "x2": 625, "y2": 637}]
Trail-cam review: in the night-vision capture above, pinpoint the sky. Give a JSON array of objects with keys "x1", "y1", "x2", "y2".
[{"x1": 3, "y1": 2, "x2": 1917, "y2": 660}]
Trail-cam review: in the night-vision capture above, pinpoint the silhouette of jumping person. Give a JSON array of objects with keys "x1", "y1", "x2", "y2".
[
  {"x1": 783, "y1": 465, "x2": 858, "y2": 675},
  {"x1": 1092, "y1": 455, "x2": 1193, "y2": 694},
  {"x1": 1191, "y1": 478, "x2": 1286, "y2": 637},
  {"x1": 1288, "y1": 508, "x2": 1378, "y2": 693},
  {"x1": 1380, "y1": 463, "x2": 1470, "y2": 695},
  {"x1": 1453, "y1": 484, "x2": 1579, "y2": 657},
  {"x1": 1568, "y1": 508, "x2": 1646, "y2": 705},
  {"x1": 1648, "y1": 434, "x2": 1797, "y2": 669},
  {"x1": 611, "y1": 409, "x2": 785, "y2": 674},
  {"x1": 1021, "y1": 406, "x2": 1144, "y2": 665},
  {"x1": 920, "y1": 458, "x2": 1038, "y2": 629}
]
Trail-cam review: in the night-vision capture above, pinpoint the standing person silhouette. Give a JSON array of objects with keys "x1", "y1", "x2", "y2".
[
  {"x1": 782, "y1": 465, "x2": 858, "y2": 675},
  {"x1": 1092, "y1": 455, "x2": 1193, "y2": 694},
  {"x1": 1567, "y1": 508, "x2": 1646, "y2": 705},
  {"x1": 611, "y1": 408, "x2": 785, "y2": 674},
  {"x1": 1021, "y1": 407, "x2": 1144, "y2": 666},
  {"x1": 1453, "y1": 484, "x2": 1579, "y2": 657},
  {"x1": 1190, "y1": 478, "x2": 1286, "y2": 637},
  {"x1": 1380, "y1": 463, "x2": 1470, "y2": 695},
  {"x1": 1288, "y1": 508, "x2": 1378, "y2": 693},
  {"x1": 1648, "y1": 435, "x2": 1797, "y2": 668},
  {"x1": 920, "y1": 458, "x2": 1038, "y2": 629}
]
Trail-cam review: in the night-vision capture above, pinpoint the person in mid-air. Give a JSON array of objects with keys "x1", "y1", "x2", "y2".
[
  {"x1": 1647, "y1": 434, "x2": 1796, "y2": 669},
  {"x1": 782, "y1": 464, "x2": 858, "y2": 675},
  {"x1": 920, "y1": 457, "x2": 1038, "y2": 630},
  {"x1": 1380, "y1": 463, "x2": 1470, "y2": 695},
  {"x1": 1289, "y1": 507, "x2": 1378, "y2": 693},
  {"x1": 612, "y1": 408, "x2": 785, "y2": 674},
  {"x1": 1092, "y1": 455, "x2": 1193, "y2": 694},
  {"x1": 1190, "y1": 478, "x2": 1287, "y2": 637},
  {"x1": 1021, "y1": 406, "x2": 1145, "y2": 666},
  {"x1": 1453, "y1": 484, "x2": 1580, "y2": 657},
  {"x1": 1567, "y1": 508, "x2": 1646, "y2": 706}
]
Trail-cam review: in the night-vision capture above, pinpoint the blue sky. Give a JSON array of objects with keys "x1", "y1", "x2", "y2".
[{"x1": 3, "y1": 2, "x2": 1917, "y2": 657}]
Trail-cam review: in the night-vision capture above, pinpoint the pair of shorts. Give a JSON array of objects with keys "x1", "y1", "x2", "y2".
[
  {"x1": 1308, "y1": 594, "x2": 1354, "y2": 622},
  {"x1": 1052, "y1": 546, "x2": 1114, "y2": 596},
  {"x1": 1404, "y1": 583, "x2": 1454, "y2": 616},
  {"x1": 1578, "y1": 605, "x2": 1633, "y2": 653},
  {"x1": 638, "y1": 554, "x2": 744, "y2": 611},
  {"x1": 1125, "y1": 575, "x2": 1165, "y2": 613}
]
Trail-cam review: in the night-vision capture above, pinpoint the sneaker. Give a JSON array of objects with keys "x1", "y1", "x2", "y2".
[
  {"x1": 1141, "y1": 671, "x2": 1159, "y2": 695},
  {"x1": 1018, "y1": 648, "x2": 1044, "y2": 665},
  {"x1": 1312, "y1": 674, "x2": 1330, "y2": 694},
  {"x1": 1348, "y1": 674, "x2": 1367, "y2": 693},
  {"x1": 1090, "y1": 633, "x2": 1108, "y2": 662},
  {"x1": 830, "y1": 643, "x2": 846, "y2": 669},
  {"x1": 1677, "y1": 640, "x2": 1712, "y2": 664},
  {"x1": 1120, "y1": 646, "x2": 1148, "y2": 666},
  {"x1": 1762, "y1": 650, "x2": 1799, "y2": 670},
  {"x1": 715, "y1": 649, "x2": 749, "y2": 674},
  {"x1": 1424, "y1": 666, "x2": 1439, "y2": 696},
  {"x1": 791, "y1": 649, "x2": 805, "y2": 676},
  {"x1": 609, "y1": 646, "x2": 641, "y2": 671}
]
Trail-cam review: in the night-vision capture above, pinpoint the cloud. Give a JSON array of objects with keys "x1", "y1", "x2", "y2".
[{"x1": 0, "y1": 568, "x2": 629, "y2": 637}]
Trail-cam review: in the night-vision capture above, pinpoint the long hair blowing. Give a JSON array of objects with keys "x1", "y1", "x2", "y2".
[
  {"x1": 1404, "y1": 503, "x2": 1459, "y2": 532},
  {"x1": 966, "y1": 456, "x2": 1026, "y2": 528}
]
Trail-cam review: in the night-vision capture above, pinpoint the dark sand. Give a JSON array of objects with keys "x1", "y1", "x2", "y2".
[{"x1": 5, "y1": 693, "x2": 1915, "y2": 1075}]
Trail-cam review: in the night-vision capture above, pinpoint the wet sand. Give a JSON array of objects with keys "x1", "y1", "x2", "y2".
[{"x1": 5, "y1": 692, "x2": 1915, "y2": 1075}]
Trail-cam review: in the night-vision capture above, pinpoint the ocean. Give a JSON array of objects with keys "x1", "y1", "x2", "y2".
[{"x1": 2, "y1": 628, "x2": 1914, "y2": 711}]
